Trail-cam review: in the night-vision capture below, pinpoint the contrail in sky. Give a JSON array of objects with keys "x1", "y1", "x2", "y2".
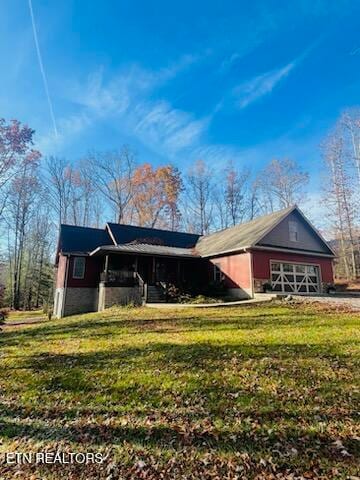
[{"x1": 28, "y1": 0, "x2": 58, "y2": 137}]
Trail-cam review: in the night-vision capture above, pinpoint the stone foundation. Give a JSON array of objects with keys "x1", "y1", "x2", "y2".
[
  {"x1": 253, "y1": 278, "x2": 269, "y2": 293},
  {"x1": 98, "y1": 284, "x2": 143, "y2": 310},
  {"x1": 54, "y1": 287, "x2": 98, "y2": 318}
]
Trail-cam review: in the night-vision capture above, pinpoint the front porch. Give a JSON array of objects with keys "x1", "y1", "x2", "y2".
[{"x1": 90, "y1": 246, "x2": 204, "y2": 307}]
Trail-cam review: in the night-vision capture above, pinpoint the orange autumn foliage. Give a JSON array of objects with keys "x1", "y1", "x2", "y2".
[{"x1": 131, "y1": 163, "x2": 182, "y2": 229}]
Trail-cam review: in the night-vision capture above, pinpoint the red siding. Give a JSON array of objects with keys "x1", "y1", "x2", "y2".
[
  {"x1": 67, "y1": 256, "x2": 102, "y2": 288},
  {"x1": 56, "y1": 255, "x2": 102, "y2": 289},
  {"x1": 56, "y1": 254, "x2": 67, "y2": 288},
  {"x1": 251, "y1": 250, "x2": 334, "y2": 283},
  {"x1": 209, "y1": 252, "x2": 251, "y2": 289}
]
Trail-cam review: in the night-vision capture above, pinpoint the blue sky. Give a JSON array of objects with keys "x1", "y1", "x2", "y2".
[{"x1": 1, "y1": 0, "x2": 360, "y2": 199}]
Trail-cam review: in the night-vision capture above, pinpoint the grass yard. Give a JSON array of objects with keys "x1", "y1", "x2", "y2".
[{"x1": 0, "y1": 303, "x2": 359, "y2": 479}]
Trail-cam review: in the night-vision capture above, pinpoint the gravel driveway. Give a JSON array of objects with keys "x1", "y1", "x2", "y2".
[{"x1": 298, "y1": 294, "x2": 360, "y2": 311}]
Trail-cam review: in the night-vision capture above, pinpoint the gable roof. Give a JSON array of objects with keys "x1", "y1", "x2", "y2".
[
  {"x1": 195, "y1": 206, "x2": 335, "y2": 257},
  {"x1": 57, "y1": 224, "x2": 113, "y2": 255},
  {"x1": 106, "y1": 223, "x2": 200, "y2": 248},
  {"x1": 56, "y1": 206, "x2": 335, "y2": 261}
]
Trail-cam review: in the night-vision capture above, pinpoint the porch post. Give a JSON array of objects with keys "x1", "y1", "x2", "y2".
[
  {"x1": 104, "y1": 254, "x2": 109, "y2": 273},
  {"x1": 134, "y1": 256, "x2": 138, "y2": 274}
]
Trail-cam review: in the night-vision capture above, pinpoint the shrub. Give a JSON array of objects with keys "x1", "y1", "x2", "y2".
[
  {"x1": 166, "y1": 284, "x2": 182, "y2": 302},
  {"x1": 262, "y1": 282, "x2": 272, "y2": 292},
  {"x1": 187, "y1": 295, "x2": 221, "y2": 304}
]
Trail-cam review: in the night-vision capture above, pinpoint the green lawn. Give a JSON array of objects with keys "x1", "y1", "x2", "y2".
[{"x1": 0, "y1": 304, "x2": 359, "y2": 479}]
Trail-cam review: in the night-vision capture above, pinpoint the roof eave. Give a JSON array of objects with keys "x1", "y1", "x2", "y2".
[
  {"x1": 251, "y1": 245, "x2": 336, "y2": 258},
  {"x1": 197, "y1": 246, "x2": 251, "y2": 258},
  {"x1": 89, "y1": 246, "x2": 199, "y2": 259}
]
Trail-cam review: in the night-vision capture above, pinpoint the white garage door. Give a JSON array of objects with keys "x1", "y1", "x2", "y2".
[{"x1": 271, "y1": 262, "x2": 320, "y2": 294}]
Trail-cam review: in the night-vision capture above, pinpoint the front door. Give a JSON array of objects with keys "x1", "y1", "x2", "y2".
[
  {"x1": 137, "y1": 256, "x2": 153, "y2": 284},
  {"x1": 155, "y1": 259, "x2": 167, "y2": 282}
]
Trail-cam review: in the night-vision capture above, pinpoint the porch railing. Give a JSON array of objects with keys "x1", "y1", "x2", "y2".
[
  {"x1": 100, "y1": 270, "x2": 147, "y2": 301},
  {"x1": 135, "y1": 272, "x2": 147, "y2": 301},
  {"x1": 100, "y1": 270, "x2": 137, "y2": 286}
]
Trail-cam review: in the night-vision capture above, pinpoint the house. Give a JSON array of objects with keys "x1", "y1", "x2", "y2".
[{"x1": 54, "y1": 205, "x2": 335, "y2": 318}]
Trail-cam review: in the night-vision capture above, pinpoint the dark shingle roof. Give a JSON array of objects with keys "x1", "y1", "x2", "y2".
[
  {"x1": 107, "y1": 223, "x2": 200, "y2": 248},
  {"x1": 57, "y1": 206, "x2": 335, "y2": 261},
  {"x1": 196, "y1": 207, "x2": 294, "y2": 257},
  {"x1": 90, "y1": 244, "x2": 199, "y2": 258},
  {"x1": 57, "y1": 224, "x2": 113, "y2": 255}
]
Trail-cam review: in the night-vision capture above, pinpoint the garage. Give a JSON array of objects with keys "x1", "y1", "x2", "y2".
[{"x1": 270, "y1": 261, "x2": 320, "y2": 294}]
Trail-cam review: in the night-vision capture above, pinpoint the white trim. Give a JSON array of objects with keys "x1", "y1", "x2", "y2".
[
  {"x1": 247, "y1": 250, "x2": 255, "y2": 298},
  {"x1": 105, "y1": 223, "x2": 118, "y2": 245},
  {"x1": 89, "y1": 246, "x2": 101, "y2": 256},
  {"x1": 202, "y1": 246, "x2": 250, "y2": 258},
  {"x1": 62, "y1": 255, "x2": 70, "y2": 318},
  {"x1": 251, "y1": 245, "x2": 334, "y2": 258},
  {"x1": 270, "y1": 259, "x2": 322, "y2": 294}
]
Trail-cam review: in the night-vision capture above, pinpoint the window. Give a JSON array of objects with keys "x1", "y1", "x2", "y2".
[
  {"x1": 213, "y1": 263, "x2": 223, "y2": 282},
  {"x1": 289, "y1": 220, "x2": 298, "y2": 242},
  {"x1": 73, "y1": 257, "x2": 86, "y2": 279}
]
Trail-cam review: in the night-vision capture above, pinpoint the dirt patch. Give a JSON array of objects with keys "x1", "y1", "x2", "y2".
[{"x1": 3, "y1": 317, "x2": 48, "y2": 329}]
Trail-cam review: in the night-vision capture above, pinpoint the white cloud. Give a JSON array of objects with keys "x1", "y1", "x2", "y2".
[
  {"x1": 233, "y1": 59, "x2": 297, "y2": 108},
  {"x1": 131, "y1": 100, "x2": 209, "y2": 154},
  {"x1": 39, "y1": 55, "x2": 212, "y2": 159},
  {"x1": 220, "y1": 52, "x2": 241, "y2": 72},
  {"x1": 36, "y1": 113, "x2": 91, "y2": 154}
]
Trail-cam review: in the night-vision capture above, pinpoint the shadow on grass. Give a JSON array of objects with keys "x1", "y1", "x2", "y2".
[
  {"x1": 1, "y1": 338, "x2": 359, "y2": 474},
  {"x1": 0, "y1": 308, "x2": 346, "y2": 348},
  {"x1": 1, "y1": 412, "x2": 359, "y2": 464},
  {"x1": 16, "y1": 340, "x2": 358, "y2": 372}
]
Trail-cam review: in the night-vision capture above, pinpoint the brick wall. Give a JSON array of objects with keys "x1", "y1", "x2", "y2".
[
  {"x1": 98, "y1": 285, "x2": 143, "y2": 310},
  {"x1": 62, "y1": 287, "x2": 98, "y2": 317}
]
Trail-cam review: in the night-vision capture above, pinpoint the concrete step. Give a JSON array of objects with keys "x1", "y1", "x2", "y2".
[{"x1": 147, "y1": 285, "x2": 166, "y2": 303}]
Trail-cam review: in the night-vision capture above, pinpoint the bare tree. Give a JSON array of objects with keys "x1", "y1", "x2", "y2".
[
  {"x1": 257, "y1": 158, "x2": 309, "y2": 210},
  {"x1": 341, "y1": 109, "x2": 360, "y2": 189},
  {"x1": 44, "y1": 156, "x2": 73, "y2": 225},
  {"x1": 322, "y1": 130, "x2": 359, "y2": 279},
  {"x1": 224, "y1": 162, "x2": 249, "y2": 226},
  {"x1": 248, "y1": 179, "x2": 262, "y2": 220},
  {"x1": 212, "y1": 184, "x2": 227, "y2": 230},
  {"x1": 185, "y1": 160, "x2": 213, "y2": 235},
  {"x1": 5, "y1": 159, "x2": 41, "y2": 309},
  {"x1": 87, "y1": 147, "x2": 136, "y2": 223}
]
